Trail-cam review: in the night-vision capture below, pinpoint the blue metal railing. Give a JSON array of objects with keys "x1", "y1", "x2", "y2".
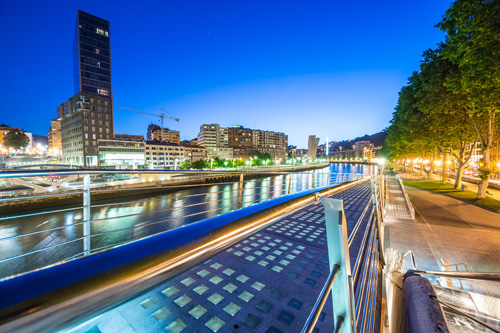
[{"x1": 0, "y1": 177, "x2": 372, "y2": 332}]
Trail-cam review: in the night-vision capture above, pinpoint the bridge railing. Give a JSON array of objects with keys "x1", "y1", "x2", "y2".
[
  {"x1": 301, "y1": 174, "x2": 386, "y2": 332},
  {"x1": 0, "y1": 174, "x2": 375, "y2": 332},
  {"x1": 0, "y1": 169, "x2": 367, "y2": 280}
]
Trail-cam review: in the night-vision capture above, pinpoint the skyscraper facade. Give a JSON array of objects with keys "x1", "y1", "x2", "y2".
[
  {"x1": 59, "y1": 10, "x2": 114, "y2": 166},
  {"x1": 74, "y1": 10, "x2": 112, "y2": 98}
]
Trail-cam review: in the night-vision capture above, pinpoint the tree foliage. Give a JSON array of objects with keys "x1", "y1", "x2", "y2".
[
  {"x1": 3, "y1": 130, "x2": 29, "y2": 149},
  {"x1": 384, "y1": 0, "x2": 500, "y2": 197}
]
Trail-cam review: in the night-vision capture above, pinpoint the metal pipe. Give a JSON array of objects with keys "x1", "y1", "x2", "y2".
[
  {"x1": 352, "y1": 210, "x2": 375, "y2": 283},
  {"x1": 348, "y1": 195, "x2": 373, "y2": 246},
  {"x1": 0, "y1": 206, "x2": 84, "y2": 222},
  {"x1": 301, "y1": 264, "x2": 340, "y2": 333},
  {"x1": 0, "y1": 237, "x2": 85, "y2": 265},
  {"x1": 0, "y1": 167, "x2": 339, "y2": 179},
  {"x1": 406, "y1": 270, "x2": 500, "y2": 282},
  {"x1": 89, "y1": 203, "x2": 241, "y2": 238},
  {"x1": 0, "y1": 221, "x2": 85, "y2": 243},
  {"x1": 430, "y1": 296, "x2": 500, "y2": 333},
  {"x1": 89, "y1": 187, "x2": 238, "y2": 208}
]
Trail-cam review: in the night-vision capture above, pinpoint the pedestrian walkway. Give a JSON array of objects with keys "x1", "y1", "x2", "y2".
[
  {"x1": 68, "y1": 182, "x2": 374, "y2": 333},
  {"x1": 385, "y1": 175, "x2": 413, "y2": 220},
  {"x1": 385, "y1": 181, "x2": 500, "y2": 295}
]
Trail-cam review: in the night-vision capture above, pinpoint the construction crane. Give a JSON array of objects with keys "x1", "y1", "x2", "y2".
[{"x1": 117, "y1": 107, "x2": 180, "y2": 142}]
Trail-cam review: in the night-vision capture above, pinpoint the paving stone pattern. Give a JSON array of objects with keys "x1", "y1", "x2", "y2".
[
  {"x1": 386, "y1": 175, "x2": 413, "y2": 220},
  {"x1": 83, "y1": 182, "x2": 373, "y2": 333}
]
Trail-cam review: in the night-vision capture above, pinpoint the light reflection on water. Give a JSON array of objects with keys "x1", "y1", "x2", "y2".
[{"x1": 0, "y1": 164, "x2": 376, "y2": 278}]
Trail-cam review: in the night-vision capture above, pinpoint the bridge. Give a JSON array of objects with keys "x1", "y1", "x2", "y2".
[{"x1": 0, "y1": 167, "x2": 498, "y2": 332}]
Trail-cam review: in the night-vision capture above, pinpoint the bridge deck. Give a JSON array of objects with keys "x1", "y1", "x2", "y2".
[{"x1": 72, "y1": 182, "x2": 373, "y2": 333}]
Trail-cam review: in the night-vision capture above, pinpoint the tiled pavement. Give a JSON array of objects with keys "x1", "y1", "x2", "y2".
[
  {"x1": 386, "y1": 175, "x2": 413, "y2": 220},
  {"x1": 77, "y1": 182, "x2": 373, "y2": 333}
]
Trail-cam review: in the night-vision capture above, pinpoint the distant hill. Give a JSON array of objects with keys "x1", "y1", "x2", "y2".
[{"x1": 320, "y1": 131, "x2": 386, "y2": 151}]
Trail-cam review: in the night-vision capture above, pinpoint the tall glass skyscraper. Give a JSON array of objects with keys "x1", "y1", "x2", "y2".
[{"x1": 73, "y1": 10, "x2": 112, "y2": 98}]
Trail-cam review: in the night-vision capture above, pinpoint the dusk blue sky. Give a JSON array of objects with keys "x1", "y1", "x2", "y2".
[{"x1": 0, "y1": 1, "x2": 450, "y2": 148}]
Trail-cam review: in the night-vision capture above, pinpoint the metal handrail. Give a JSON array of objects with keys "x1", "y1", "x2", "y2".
[
  {"x1": 0, "y1": 237, "x2": 85, "y2": 265},
  {"x1": 396, "y1": 174, "x2": 415, "y2": 219},
  {"x1": 301, "y1": 175, "x2": 383, "y2": 333},
  {"x1": 89, "y1": 187, "x2": 239, "y2": 208},
  {"x1": 301, "y1": 264, "x2": 340, "y2": 333},
  {"x1": 348, "y1": 194, "x2": 373, "y2": 246},
  {"x1": 352, "y1": 209, "x2": 375, "y2": 282},
  {"x1": 405, "y1": 270, "x2": 500, "y2": 282},
  {"x1": 0, "y1": 178, "x2": 368, "y2": 332},
  {"x1": 0, "y1": 167, "x2": 347, "y2": 179},
  {"x1": 0, "y1": 206, "x2": 84, "y2": 222},
  {"x1": 440, "y1": 260, "x2": 493, "y2": 297},
  {"x1": 430, "y1": 296, "x2": 500, "y2": 333}
]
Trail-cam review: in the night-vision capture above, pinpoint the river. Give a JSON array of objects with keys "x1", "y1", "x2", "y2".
[{"x1": 0, "y1": 164, "x2": 376, "y2": 279}]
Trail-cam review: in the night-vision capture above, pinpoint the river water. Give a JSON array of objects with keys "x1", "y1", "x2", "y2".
[{"x1": 0, "y1": 164, "x2": 376, "y2": 278}]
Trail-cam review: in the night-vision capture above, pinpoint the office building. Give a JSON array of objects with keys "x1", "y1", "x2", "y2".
[
  {"x1": 48, "y1": 119, "x2": 62, "y2": 155},
  {"x1": 355, "y1": 141, "x2": 372, "y2": 159},
  {"x1": 181, "y1": 141, "x2": 207, "y2": 162},
  {"x1": 197, "y1": 124, "x2": 232, "y2": 159},
  {"x1": 60, "y1": 93, "x2": 113, "y2": 166},
  {"x1": 227, "y1": 125, "x2": 288, "y2": 161},
  {"x1": 74, "y1": 10, "x2": 112, "y2": 98},
  {"x1": 145, "y1": 141, "x2": 185, "y2": 169},
  {"x1": 147, "y1": 124, "x2": 180, "y2": 144},
  {"x1": 60, "y1": 11, "x2": 114, "y2": 166},
  {"x1": 97, "y1": 137, "x2": 145, "y2": 168}
]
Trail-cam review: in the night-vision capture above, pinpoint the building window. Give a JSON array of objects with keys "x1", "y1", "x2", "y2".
[
  {"x1": 98, "y1": 100, "x2": 101, "y2": 106},
  {"x1": 90, "y1": 99, "x2": 94, "y2": 104},
  {"x1": 104, "y1": 101, "x2": 108, "y2": 107},
  {"x1": 98, "y1": 107, "x2": 102, "y2": 112}
]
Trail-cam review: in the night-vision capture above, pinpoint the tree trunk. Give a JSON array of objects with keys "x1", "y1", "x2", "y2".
[
  {"x1": 441, "y1": 151, "x2": 447, "y2": 184},
  {"x1": 455, "y1": 162, "x2": 465, "y2": 190},
  {"x1": 477, "y1": 114, "x2": 494, "y2": 199},
  {"x1": 477, "y1": 147, "x2": 491, "y2": 199}
]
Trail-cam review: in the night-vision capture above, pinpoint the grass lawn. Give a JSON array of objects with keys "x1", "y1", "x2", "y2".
[{"x1": 403, "y1": 180, "x2": 500, "y2": 212}]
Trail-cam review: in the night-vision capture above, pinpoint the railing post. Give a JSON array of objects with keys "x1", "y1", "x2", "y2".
[
  {"x1": 83, "y1": 174, "x2": 91, "y2": 256},
  {"x1": 327, "y1": 173, "x2": 331, "y2": 186},
  {"x1": 312, "y1": 173, "x2": 316, "y2": 189},
  {"x1": 238, "y1": 173, "x2": 244, "y2": 209},
  {"x1": 371, "y1": 177, "x2": 386, "y2": 265},
  {"x1": 287, "y1": 173, "x2": 292, "y2": 194},
  {"x1": 320, "y1": 197, "x2": 356, "y2": 333}
]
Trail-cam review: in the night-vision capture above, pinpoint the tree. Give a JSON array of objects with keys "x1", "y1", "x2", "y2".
[
  {"x1": 192, "y1": 160, "x2": 208, "y2": 169},
  {"x1": 3, "y1": 130, "x2": 29, "y2": 150},
  {"x1": 437, "y1": 0, "x2": 500, "y2": 198},
  {"x1": 417, "y1": 45, "x2": 476, "y2": 188},
  {"x1": 179, "y1": 160, "x2": 192, "y2": 169}
]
